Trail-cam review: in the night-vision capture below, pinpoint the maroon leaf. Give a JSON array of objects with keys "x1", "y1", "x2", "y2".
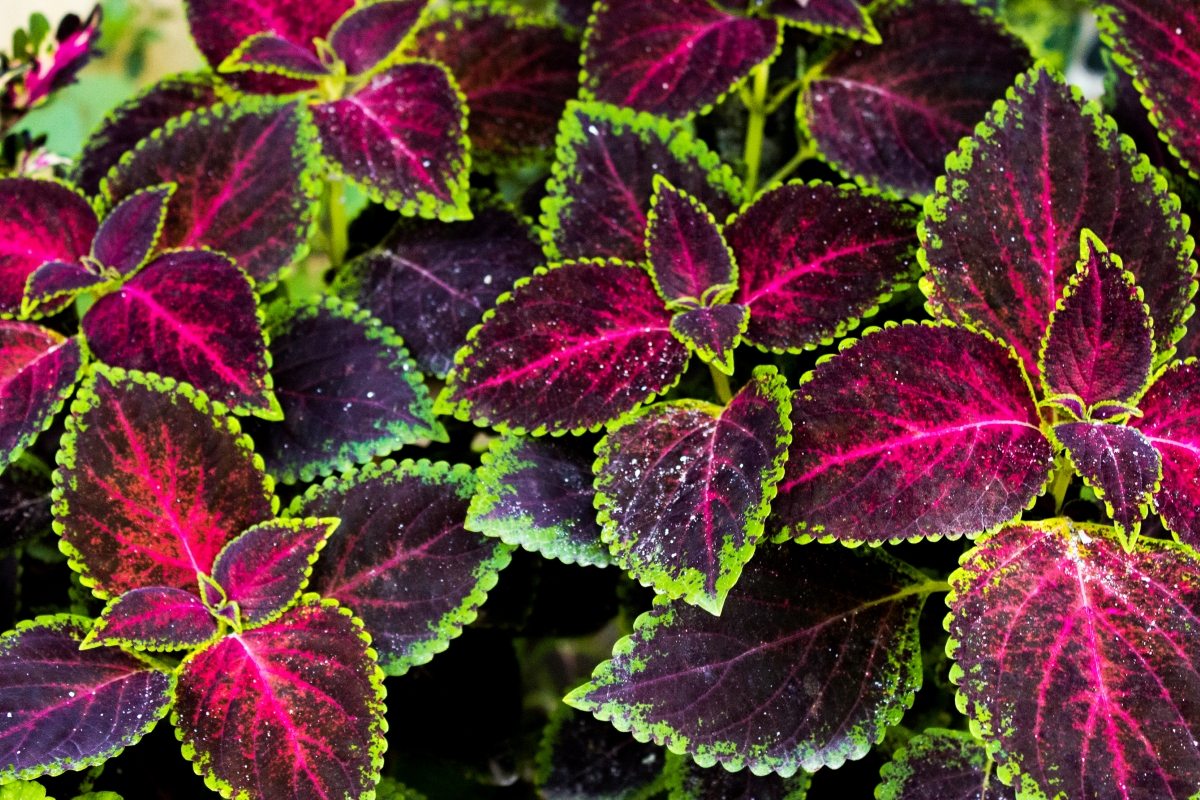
[
  {"x1": 0, "y1": 457, "x2": 55, "y2": 555},
  {"x1": 726, "y1": 181, "x2": 918, "y2": 352},
  {"x1": 1053, "y1": 421, "x2": 1160, "y2": 537},
  {"x1": 541, "y1": 101, "x2": 743, "y2": 262},
  {"x1": 412, "y1": 4, "x2": 580, "y2": 167},
  {"x1": 1097, "y1": 1, "x2": 1200, "y2": 177},
  {"x1": 332, "y1": 198, "x2": 542, "y2": 377},
  {"x1": 801, "y1": 0, "x2": 1032, "y2": 197},
  {"x1": 102, "y1": 97, "x2": 321, "y2": 287},
  {"x1": 90, "y1": 185, "x2": 174, "y2": 278},
  {"x1": 876, "y1": 728, "x2": 1014, "y2": 800},
  {"x1": 81, "y1": 249, "x2": 278, "y2": 419},
  {"x1": 947, "y1": 520, "x2": 1200, "y2": 800},
  {"x1": 1130, "y1": 361, "x2": 1200, "y2": 546},
  {"x1": 670, "y1": 304, "x2": 748, "y2": 375},
  {"x1": 438, "y1": 259, "x2": 689, "y2": 434},
  {"x1": 769, "y1": 323, "x2": 1052, "y2": 544},
  {"x1": 566, "y1": 543, "x2": 938, "y2": 774},
  {"x1": 537, "y1": 706, "x2": 667, "y2": 800},
  {"x1": 313, "y1": 62, "x2": 470, "y2": 221},
  {"x1": 0, "y1": 322, "x2": 83, "y2": 471},
  {"x1": 645, "y1": 176, "x2": 736, "y2": 308},
  {"x1": 922, "y1": 66, "x2": 1195, "y2": 372},
  {"x1": 290, "y1": 459, "x2": 513, "y2": 675},
  {"x1": 184, "y1": 0, "x2": 352, "y2": 78},
  {"x1": 174, "y1": 597, "x2": 385, "y2": 800},
  {"x1": 219, "y1": 33, "x2": 332, "y2": 79},
  {"x1": 0, "y1": 178, "x2": 97, "y2": 317},
  {"x1": 1040, "y1": 235, "x2": 1154, "y2": 415},
  {"x1": 81, "y1": 587, "x2": 218, "y2": 651},
  {"x1": 765, "y1": 0, "x2": 876, "y2": 41},
  {"x1": 0, "y1": 615, "x2": 174, "y2": 781},
  {"x1": 241, "y1": 297, "x2": 443, "y2": 484},
  {"x1": 22, "y1": 262, "x2": 106, "y2": 318},
  {"x1": 595, "y1": 366, "x2": 791, "y2": 614},
  {"x1": 55, "y1": 365, "x2": 275, "y2": 599},
  {"x1": 211, "y1": 517, "x2": 338, "y2": 629},
  {"x1": 73, "y1": 73, "x2": 218, "y2": 197},
  {"x1": 580, "y1": 0, "x2": 779, "y2": 119},
  {"x1": 331, "y1": 0, "x2": 425, "y2": 76}
]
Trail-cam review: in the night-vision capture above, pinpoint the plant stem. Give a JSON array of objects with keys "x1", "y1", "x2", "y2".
[
  {"x1": 742, "y1": 62, "x2": 771, "y2": 198},
  {"x1": 709, "y1": 363, "x2": 733, "y2": 404},
  {"x1": 1050, "y1": 460, "x2": 1075, "y2": 515},
  {"x1": 764, "y1": 142, "x2": 815, "y2": 189},
  {"x1": 326, "y1": 178, "x2": 348, "y2": 268}
]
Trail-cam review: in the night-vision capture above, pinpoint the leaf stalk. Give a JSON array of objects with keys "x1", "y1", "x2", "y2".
[
  {"x1": 709, "y1": 363, "x2": 733, "y2": 404},
  {"x1": 742, "y1": 62, "x2": 771, "y2": 198}
]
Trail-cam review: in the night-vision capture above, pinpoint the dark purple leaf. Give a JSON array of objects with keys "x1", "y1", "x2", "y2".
[
  {"x1": 91, "y1": 185, "x2": 173, "y2": 278},
  {"x1": 0, "y1": 456, "x2": 54, "y2": 554},
  {"x1": 1129, "y1": 361, "x2": 1200, "y2": 546},
  {"x1": 802, "y1": 0, "x2": 1032, "y2": 197},
  {"x1": 0, "y1": 615, "x2": 174, "y2": 781},
  {"x1": 922, "y1": 66, "x2": 1195, "y2": 372},
  {"x1": 595, "y1": 367, "x2": 790, "y2": 613},
  {"x1": 331, "y1": 0, "x2": 425, "y2": 76},
  {"x1": 291, "y1": 459, "x2": 514, "y2": 675},
  {"x1": 332, "y1": 198, "x2": 542, "y2": 377},
  {"x1": 580, "y1": 0, "x2": 779, "y2": 120},
  {"x1": 101, "y1": 97, "x2": 321, "y2": 287},
  {"x1": 567, "y1": 542, "x2": 938, "y2": 774},
  {"x1": 666, "y1": 751, "x2": 811, "y2": 799},
  {"x1": 412, "y1": 4, "x2": 582, "y2": 167},
  {"x1": 81, "y1": 249, "x2": 279, "y2": 419},
  {"x1": 541, "y1": 101, "x2": 743, "y2": 262},
  {"x1": 645, "y1": 176, "x2": 736, "y2": 308},
  {"x1": 1039, "y1": 234, "x2": 1154, "y2": 414},
  {"x1": 313, "y1": 62, "x2": 470, "y2": 221},
  {"x1": 669, "y1": 304, "x2": 748, "y2": 376},
  {"x1": 765, "y1": 0, "x2": 876, "y2": 41},
  {"x1": 0, "y1": 178, "x2": 96, "y2": 317},
  {"x1": 467, "y1": 433, "x2": 610, "y2": 567},
  {"x1": 769, "y1": 323, "x2": 1052, "y2": 544},
  {"x1": 241, "y1": 296, "x2": 442, "y2": 484},
  {"x1": 1053, "y1": 421, "x2": 1160, "y2": 539},
  {"x1": 22, "y1": 262, "x2": 105, "y2": 318},
  {"x1": 81, "y1": 587, "x2": 218, "y2": 651},
  {"x1": 725, "y1": 181, "x2": 918, "y2": 352},
  {"x1": 875, "y1": 728, "x2": 1013, "y2": 800},
  {"x1": 536, "y1": 705, "x2": 667, "y2": 800},
  {"x1": 947, "y1": 520, "x2": 1200, "y2": 800},
  {"x1": 0, "y1": 322, "x2": 83, "y2": 472},
  {"x1": 73, "y1": 73, "x2": 218, "y2": 197},
  {"x1": 184, "y1": 0, "x2": 352, "y2": 78},
  {"x1": 438, "y1": 259, "x2": 689, "y2": 434},
  {"x1": 219, "y1": 32, "x2": 332, "y2": 79},
  {"x1": 173, "y1": 597, "x2": 386, "y2": 800}
]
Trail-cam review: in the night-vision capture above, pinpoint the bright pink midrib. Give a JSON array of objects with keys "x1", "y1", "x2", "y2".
[
  {"x1": 186, "y1": 114, "x2": 285, "y2": 245},
  {"x1": 345, "y1": 85, "x2": 436, "y2": 188},
  {"x1": 740, "y1": 233, "x2": 912, "y2": 306},
  {"x1": 6, "y1": 659, "x2": 146, "y2": 735}
]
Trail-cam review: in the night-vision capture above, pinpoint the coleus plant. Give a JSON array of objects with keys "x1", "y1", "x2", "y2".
[{"x1": 1, "y1": 7, "x2": 102, "y2": 135}]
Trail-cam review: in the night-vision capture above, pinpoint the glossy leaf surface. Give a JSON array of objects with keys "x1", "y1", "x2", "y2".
[
  {"x1": 665, "y1": 752, "x2": 810, "y2": 800},
  {"x1": 595, "y1": 367, "x2": 790, "y2": 613},
  {"x1": 0, "y1": 616, "x2": 174, "y2": 781},
  {"x1": 770, "y1": 324, "x2": 1052, "y2": 544},
  {"x1": 802, "y1": 0, "x2": 1031, "y2": 197},
  {"x1": 82, "y1": 587, "x2": 218, "y2": 651},
  {"x1": 220, "y1": 33, "x2": 331, "y2": 78},
  {"x1": 875, "y1": 728, "x2": 1012, "y2": 800},
  {"x1": 922, "y1": 67, "x2": 1195, "y2": 371},
  {"x1": 184, "y1": 0, "x2": 352, "y2": 77},
  {"x1": 669, "y1": 304, "x2": 747, "y2": 376},
  {"x1": 467, "y1": 433, "x2": 610, "y2": 567},
  {"x1": 438, "y1": 260, "x2": 689, "y2": 434},
  {"x1": 0, "y1": 323, "x2": 83, "y2": 472},
  {"x1": 241, "y1": 297, "x2": 441, "y2": 484},
  {"x1": 541, "y1": 101, "x2": 742, "y2": 262},
  {"x1": 102, "y1": 98, "x2": 320, "y2": 286},
  {"x1": 0, "y1": 179, "x2": 96, "y2": 316},
  {"x1": 332, "y1": 202, "x2": 542, "y2": 377},
  {"x1": 1040, "y1": 237, "x2": 1154, "y2": 412},
  {"x1": 73, "y1": 73, "x2": 218, "y2": 197},
  {"x1": 726, "y1": 182, "x2": 918, "y2": 352},
  {"x1": 1130, "y1": 361, "x2": 1200, "y2": 545},
  {"x1": 211, "y1": 517, "x2": 337, "y2": 629},
  {"x1": 537, "y1": 706, "x2": 666, "y2": 800},
  {"x1": 330, "y1": 0, "x2": 425, "y2": 76},
  {"x1": 567, "y1": 543, "x2": 934, "y2": 774},
  {"x1": 645, "y1": 177, "x2": 735, "y2": 307},
  {"x1": 581, "y1": 0, "x2": 778, "y2": 119},
  {"x1": 293, "y1": 460, "x2": 512, "y2": 675},
  {"x1": 81, "y1": 249, "x2": 277, "y2": 418},
  {"x1": 765, "y1": 0, "x2": 874, "y2": 40},
  {"x1": 22, "y1": 262, "x2": 105, "y2": 317},
  {"x1": 313, "y1": 62, "x2": 470, "y2": 221},
  {"x1": 947, "y1": 520, "x2": 1200, "y2": 800},
  {"x1": 91, "y1": 185, "x2": 173, "y2": 278},
  {"x1": 55, "y1": 367, "x2": 275, "y2": 598},
  {"x1": 412, "y1": 5, "x2": 579, "y2": 167},
  {"x1": 1054, "y1": 421, "x2": 1159, "y2": 537},
  {"x1": 174, "y1": 597, "x2": 385, "y2": 800}
]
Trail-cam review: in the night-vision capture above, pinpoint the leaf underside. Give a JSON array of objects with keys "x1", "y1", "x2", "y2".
[
  {"x1": 0, "y1": 179, "x2": 96, "y2": 317},
  {"x1": 1130, "y1": 361, "x2": 1200, "y2": 546},
  {"x1": 0, "y1": 322, "x2": 83, "y2": 472},
  {"x1": 536, "y1": 705, "x2": 666, "y2": 800},
  {"x1": 875, "y1": 728, "x2": 1013, "y2": 800}
]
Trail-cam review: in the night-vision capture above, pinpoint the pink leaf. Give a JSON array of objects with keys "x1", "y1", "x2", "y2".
[{"x1": 82, "y1": 586, "x2": 218, "y2": 651}]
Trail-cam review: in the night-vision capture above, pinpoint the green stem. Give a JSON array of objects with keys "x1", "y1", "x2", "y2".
[
  {"x1": 764, "y1": 142, "x2": 815, "y2": 189},
  {"x1": 327, "y1": 178, "x2": 348, "y2": 268},
  {"x1": 709, "y1": 363, "x2": 733, "y2": 404},
  {"x1": 742, "y1": 62, "x2": 771, "y2": 198},
  {"x1": 1050, "y1": 460, "x2": 1075, "y2": 515},
  {"x1": 764, "y1": 77, "x2": 805, "y2": 115}
]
